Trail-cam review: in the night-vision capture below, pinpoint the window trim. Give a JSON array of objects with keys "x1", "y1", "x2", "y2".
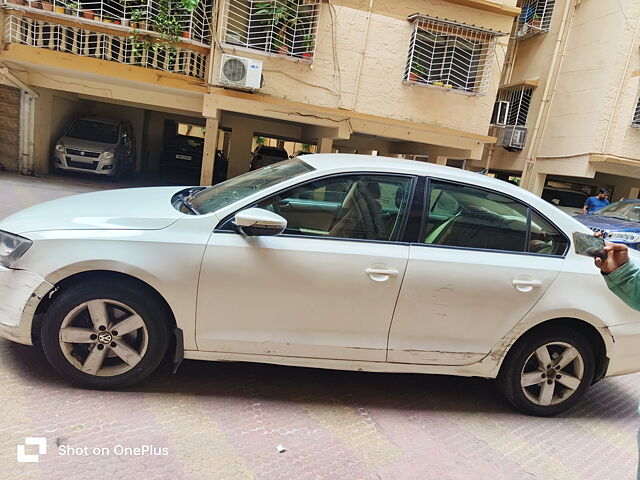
[
  {"x1": 417, "y1": 177, "x2": 569, "y2": 258},
  {"x1": 214, "y1": 172, "x2": 419, "y2": 246}
]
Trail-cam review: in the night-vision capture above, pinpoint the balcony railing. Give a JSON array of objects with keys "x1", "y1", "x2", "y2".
[
  {"x1": 516, "y1": 0, "x2": 555, "y2": 40},
  {"x1": 221, "y1": 0, "x2": 320, "y2": 60},
  {"x1": 2, "y1": 0, "x2": 214, "y2": 44},
  {"x1": 3, "y1": 10, "x2": 209, "y2": 78}
]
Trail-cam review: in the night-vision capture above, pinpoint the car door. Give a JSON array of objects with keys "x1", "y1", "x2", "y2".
[
  {"x1": 388, "y1": 179, "x2": 568, "y2": 365},
  {"x1": 196, "y1": 173, "x2": 415, "y2": 361}
]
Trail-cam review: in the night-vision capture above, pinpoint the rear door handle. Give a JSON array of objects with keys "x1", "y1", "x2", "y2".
[
  {"x1": 366, "y1": 268, "x2": 399, "y2": 282},
  {"x1": 512, "y1": 279, "x2": 542, "y2": 292}
]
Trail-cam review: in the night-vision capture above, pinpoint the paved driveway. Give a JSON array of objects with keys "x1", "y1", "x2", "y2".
[{"x1": 1, "y1": 171, "x2": 639, "y2": 480}]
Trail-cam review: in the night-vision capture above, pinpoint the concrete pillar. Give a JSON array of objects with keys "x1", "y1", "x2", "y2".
[
  {"x1": 435, "y1": 155, "x2": 448, "y2": 166},
  {"x1": 227, "y1": 122, "x2": 255, "y2": 178},
  {"x1": 317, "y1": 137, "x2": 334, "y2": 153},
  {"x1": 200, "y1": 116, "x2": 220, "y2": 186},
  {"x1": 529, "y1": 171, "x2": 547, "y2": 196}
]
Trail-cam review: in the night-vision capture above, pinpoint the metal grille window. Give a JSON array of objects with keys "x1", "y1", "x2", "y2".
[
  {"x1": 221, "y1": 0, "x2": 320, "y2": 59},
  {"x1": 516, "y1": 0, "x2": 555, "y2": 40},
  {"x1": 633, "y1": 96, "x2": 640, "y2": 127},
  {"x1": 405, "y1": 15, "x2": 503, "y2": 95},
  {"x1": 492, "y1": 85, "x2": 533, "y2": 126}
]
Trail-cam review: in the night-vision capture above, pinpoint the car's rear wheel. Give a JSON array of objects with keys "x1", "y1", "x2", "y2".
[
  {"x1": 498, "y1": 327, "x2": 594, "y2": 416},
  {"x1": 41, "y1": 280, "x2": 171, "y2": 389}
]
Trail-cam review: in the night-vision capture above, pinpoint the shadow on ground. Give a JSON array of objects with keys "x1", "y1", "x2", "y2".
[{"x1": 3, "y1": 339, "x2": 636, "y2": 420}]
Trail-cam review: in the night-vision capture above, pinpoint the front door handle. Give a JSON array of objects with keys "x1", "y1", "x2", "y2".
[
  {"x1": 366, "y1": 268, "x2": 399, "y2": 282},
  {"x1": 512, "y1": 279, "x2": 542, "y2": 292}
]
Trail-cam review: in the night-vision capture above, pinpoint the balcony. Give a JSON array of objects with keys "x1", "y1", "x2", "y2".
[
  {"x1": 1, "y1": 0, "x2": 213, "y2": 79},
  {"x1": 221, "y1": 0, "x2": 320, "y2": 60},
  {"x1": 515, "y1": 0, "x2": 555, "y2": 40}
]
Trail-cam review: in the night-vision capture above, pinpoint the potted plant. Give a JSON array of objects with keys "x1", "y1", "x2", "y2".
[
  {"x1": 30, "y1": 0, "x2": 43, "y2": 9},
  {"x1": 54, "y1": 1, "x2": 65, "y2": 13},
  {"x1": 8, "y1": 0, "x2": 27, "y2": 5},
  {"x1": 182, "y1": 30, "x2": 190, "y2": 39},
  {"x1": 409, "y1": 62, "x2": 426, "y2": 82},
  {"x1": 82, "y1": 5, "x2": 95, "y2": 19},
  {"x1": 66, "y1": 1, "x2": 79, "y2": 15},
  {"x1": 41, "y1": 0, "x2": 53, "y2": 10}
]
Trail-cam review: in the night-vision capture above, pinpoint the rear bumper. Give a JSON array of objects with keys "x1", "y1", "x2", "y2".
[
  {"x1": 0, "y1": 266, "x2": 53, "y2": 346},
  {"x1": 605, "y1": 322, "x2": 640, "y2": 376}
]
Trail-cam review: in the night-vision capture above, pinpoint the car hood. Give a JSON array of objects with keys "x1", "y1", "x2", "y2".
[
  {"x1": 61, "y1": 136, "x2": 116, "y2": 151},
  {"x1": 573, "y1": 214, "x2": 640, "y2": 232},
  {"x1": 0, "y1": 187, "x2": 186, "y2": 234}
]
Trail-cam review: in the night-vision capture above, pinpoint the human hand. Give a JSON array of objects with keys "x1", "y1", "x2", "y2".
[{"x1": 595, "y1": 243, "x2": 629, "y2": 274}]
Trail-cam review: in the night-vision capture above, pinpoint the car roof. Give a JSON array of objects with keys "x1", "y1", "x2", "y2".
[
  {"x1": 301, "y1": 153, "x2": 523, "y2": 189},
  {"x1": 77, "y1": 117, "x2": 124, "y2": 125}
]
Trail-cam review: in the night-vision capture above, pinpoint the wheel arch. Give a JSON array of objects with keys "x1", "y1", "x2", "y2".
[
  {"x1": 497, "y1": 317, "x2": 609, "y2": 383},
  {"x1": 32, "y1": 270, "x2": 178, "y2": 347}
]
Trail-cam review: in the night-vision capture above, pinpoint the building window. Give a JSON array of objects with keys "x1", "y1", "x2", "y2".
[
  {"x1": 492, "y1": 85, "x2": 534, "y2": 126},
  {"x1": 516, "y1": 0, "x2": 556, "y2": 40},
  {"x1": 404, "y1": 15, "x2": 503, "y2": 95},
  {"x1": 221, "y1": 0, "x2": 320, "y2": 59},
  {"x1": 632, "y1": 96, "x2": 640, "y2": 127}
]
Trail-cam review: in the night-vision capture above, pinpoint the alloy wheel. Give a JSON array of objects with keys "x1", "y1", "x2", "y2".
[{"x1": 520, "y1": 341, "x2": 585, "y2": 407}]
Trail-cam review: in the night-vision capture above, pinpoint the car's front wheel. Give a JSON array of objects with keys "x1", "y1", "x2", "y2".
[
  {"x1": 41, "y1": 279, "x2": 171, "y2": 389},
  {"x1": 498, "y1": 327, "x2": 595, "y2": 416}
]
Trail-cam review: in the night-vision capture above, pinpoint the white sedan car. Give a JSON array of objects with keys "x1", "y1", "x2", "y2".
[{"x1": 1, "y1": 155, "x2": 639, "y2": 416}]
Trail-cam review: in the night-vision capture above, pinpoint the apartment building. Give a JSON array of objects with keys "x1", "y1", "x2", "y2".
[
  {"x1": 0, "y1": 0, "x2": 518, "y2": 185},
  {"x1": 487, "y1": 0, "x2": 640, "y2": 200}
]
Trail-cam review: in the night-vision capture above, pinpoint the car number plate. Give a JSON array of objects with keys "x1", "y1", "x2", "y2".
[{"x1": 176, "y1": 154, "x2": 192, "y2": 160}]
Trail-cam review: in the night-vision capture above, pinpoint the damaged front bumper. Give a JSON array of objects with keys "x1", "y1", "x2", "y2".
[{"x1": 0, "y1": 265, "x2": 53, "y2": 346}]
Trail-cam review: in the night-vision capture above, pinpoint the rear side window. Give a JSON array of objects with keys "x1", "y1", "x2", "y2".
[{"x1": 423, "y1": 180, "x2": 567, "y2": 256}]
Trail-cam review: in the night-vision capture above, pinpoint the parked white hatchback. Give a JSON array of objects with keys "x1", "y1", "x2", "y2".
[{"x1": 1, "y1": 155, "x2": 639, "y2": 416}]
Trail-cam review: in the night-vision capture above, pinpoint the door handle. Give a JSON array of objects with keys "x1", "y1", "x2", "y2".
[
  {"x1": 366, "y1": 268, "x2": 399, "y2": 282},
  {"x1": 512, "y1": 279, "x2": 542, "y2": 292}
]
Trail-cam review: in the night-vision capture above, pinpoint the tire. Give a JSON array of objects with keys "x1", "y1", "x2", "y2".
[
  {"x1": 497, "y1": 326, "x2": 595, "y2": 416},
  {"x1": 41, "y1": 279, "x2": 171, "y2": 389}
]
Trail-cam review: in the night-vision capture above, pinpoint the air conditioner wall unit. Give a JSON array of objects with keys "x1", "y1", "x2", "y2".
[
  {"x1": 219, "y1": 54, "x2": 263, "y2": 90},
  {"x1": 498, "y1": 125, "x2": 528, "y2": 151}
]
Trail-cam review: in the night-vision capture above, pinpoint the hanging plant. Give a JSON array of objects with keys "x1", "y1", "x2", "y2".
[{"x1": 130, "y1": 0, "x2": 183, "y2": 65}]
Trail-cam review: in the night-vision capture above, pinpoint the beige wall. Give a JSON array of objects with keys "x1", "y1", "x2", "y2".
[
  {"x1": 491, "y1": 0, "x2": 640, "y2": 181},
  {"x1": 214, "y1": 0, "x2": 514, "y2": 136}
]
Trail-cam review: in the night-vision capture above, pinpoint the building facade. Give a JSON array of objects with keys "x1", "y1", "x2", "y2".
[
  {"x1": 488, "y1": 0, "x2": 640, "y2": 200},
  {"x1": 0, "y1": 0, "x2": 518, "y2": 185}
]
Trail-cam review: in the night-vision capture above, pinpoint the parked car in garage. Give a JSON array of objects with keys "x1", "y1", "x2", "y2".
[
  {"x1": 574, "y1": 199, "x2": 640, "y2": 249},
  {"x1": 53, "y1": 117, "x2": 136, "y2": 179},
  {"x1": 1, "y1": 154, "x2": 639, "y2": 416},
  {"x1": 249, "y1": 145, "x2": 289, "y2": 170},
  {"x1": 161, "y1": 135, "x2": 229, "y2": 185},
  {"x1": 542, "y1": 187, "x2": 588, "y2": 216}
]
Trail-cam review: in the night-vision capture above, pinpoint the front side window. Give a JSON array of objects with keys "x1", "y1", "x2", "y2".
[
  {"x1": 222, "y1": 0, "x2": 320, "y2": 59},
  {"x1": 255, "y1": 175, "x2": 414, "y2": 241},
  {"x1": 404, "y1": 15, "x2": 502, "y2": 95}
]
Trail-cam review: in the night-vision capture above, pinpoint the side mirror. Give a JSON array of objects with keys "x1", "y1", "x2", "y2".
[{"x1": 234, "y1": 208, "x2": 287, "y2": 236}]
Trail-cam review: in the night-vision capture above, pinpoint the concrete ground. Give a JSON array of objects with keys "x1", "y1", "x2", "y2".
[{"x1": 1, "y1": 170, "x2": 639, "y2": 480}]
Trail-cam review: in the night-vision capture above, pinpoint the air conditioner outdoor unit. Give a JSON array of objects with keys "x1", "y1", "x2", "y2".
[
  {"x1": 219, "y1": 54, "x2": 262, "y2": 90},
  {"x1": 498, "y1": 125, "x2": 528, "y2": 151}
]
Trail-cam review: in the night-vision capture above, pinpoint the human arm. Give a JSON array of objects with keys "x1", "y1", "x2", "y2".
[{"x1": 595, "y1": 243, "x2": 640, "y2": 311}]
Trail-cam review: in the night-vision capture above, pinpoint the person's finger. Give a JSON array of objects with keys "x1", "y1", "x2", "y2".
[
  {"x1": 595, "y1": 257, "x2": 603, "y2": 268},
  {"x1": 608, "y1": 243, "x2": 628, "y2": 252}
]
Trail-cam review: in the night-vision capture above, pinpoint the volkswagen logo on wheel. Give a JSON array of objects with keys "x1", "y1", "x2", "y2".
[{"x1": 98, "y1": 332, "x2": 113, "y2": 344}]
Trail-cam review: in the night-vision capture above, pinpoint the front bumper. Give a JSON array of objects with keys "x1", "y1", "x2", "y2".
[
  {"x1": 0, "y1": 266, "x2": 53, "y2": 346},
  {"x1": 53, "y1": 150, "x2": 115, "y2": 176},
  {"x1": 605, "y1": 322, "x2": 640, "y2": 376}
]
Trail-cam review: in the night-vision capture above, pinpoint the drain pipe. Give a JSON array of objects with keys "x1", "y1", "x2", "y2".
[
  {"x1": 522, "y1": 0, "x2": 577, "y2": 191},
  {"x1": 0, "y1": 68, "x2": 39, "y2": 176},
  {"x1": 350, "y1": 0, "x2": 374, "y2": 111}
]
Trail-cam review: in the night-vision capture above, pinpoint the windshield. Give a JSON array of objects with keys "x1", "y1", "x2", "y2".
[
  {"x1": 67, "y1": 120, "x2": 119, "y2": 144},
  {"x1": 593, "y1": 202, "x2": 640, "y2": 222},
  {"x1": 190, "y1": 158, "x2": 314, "y2": 214}
]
